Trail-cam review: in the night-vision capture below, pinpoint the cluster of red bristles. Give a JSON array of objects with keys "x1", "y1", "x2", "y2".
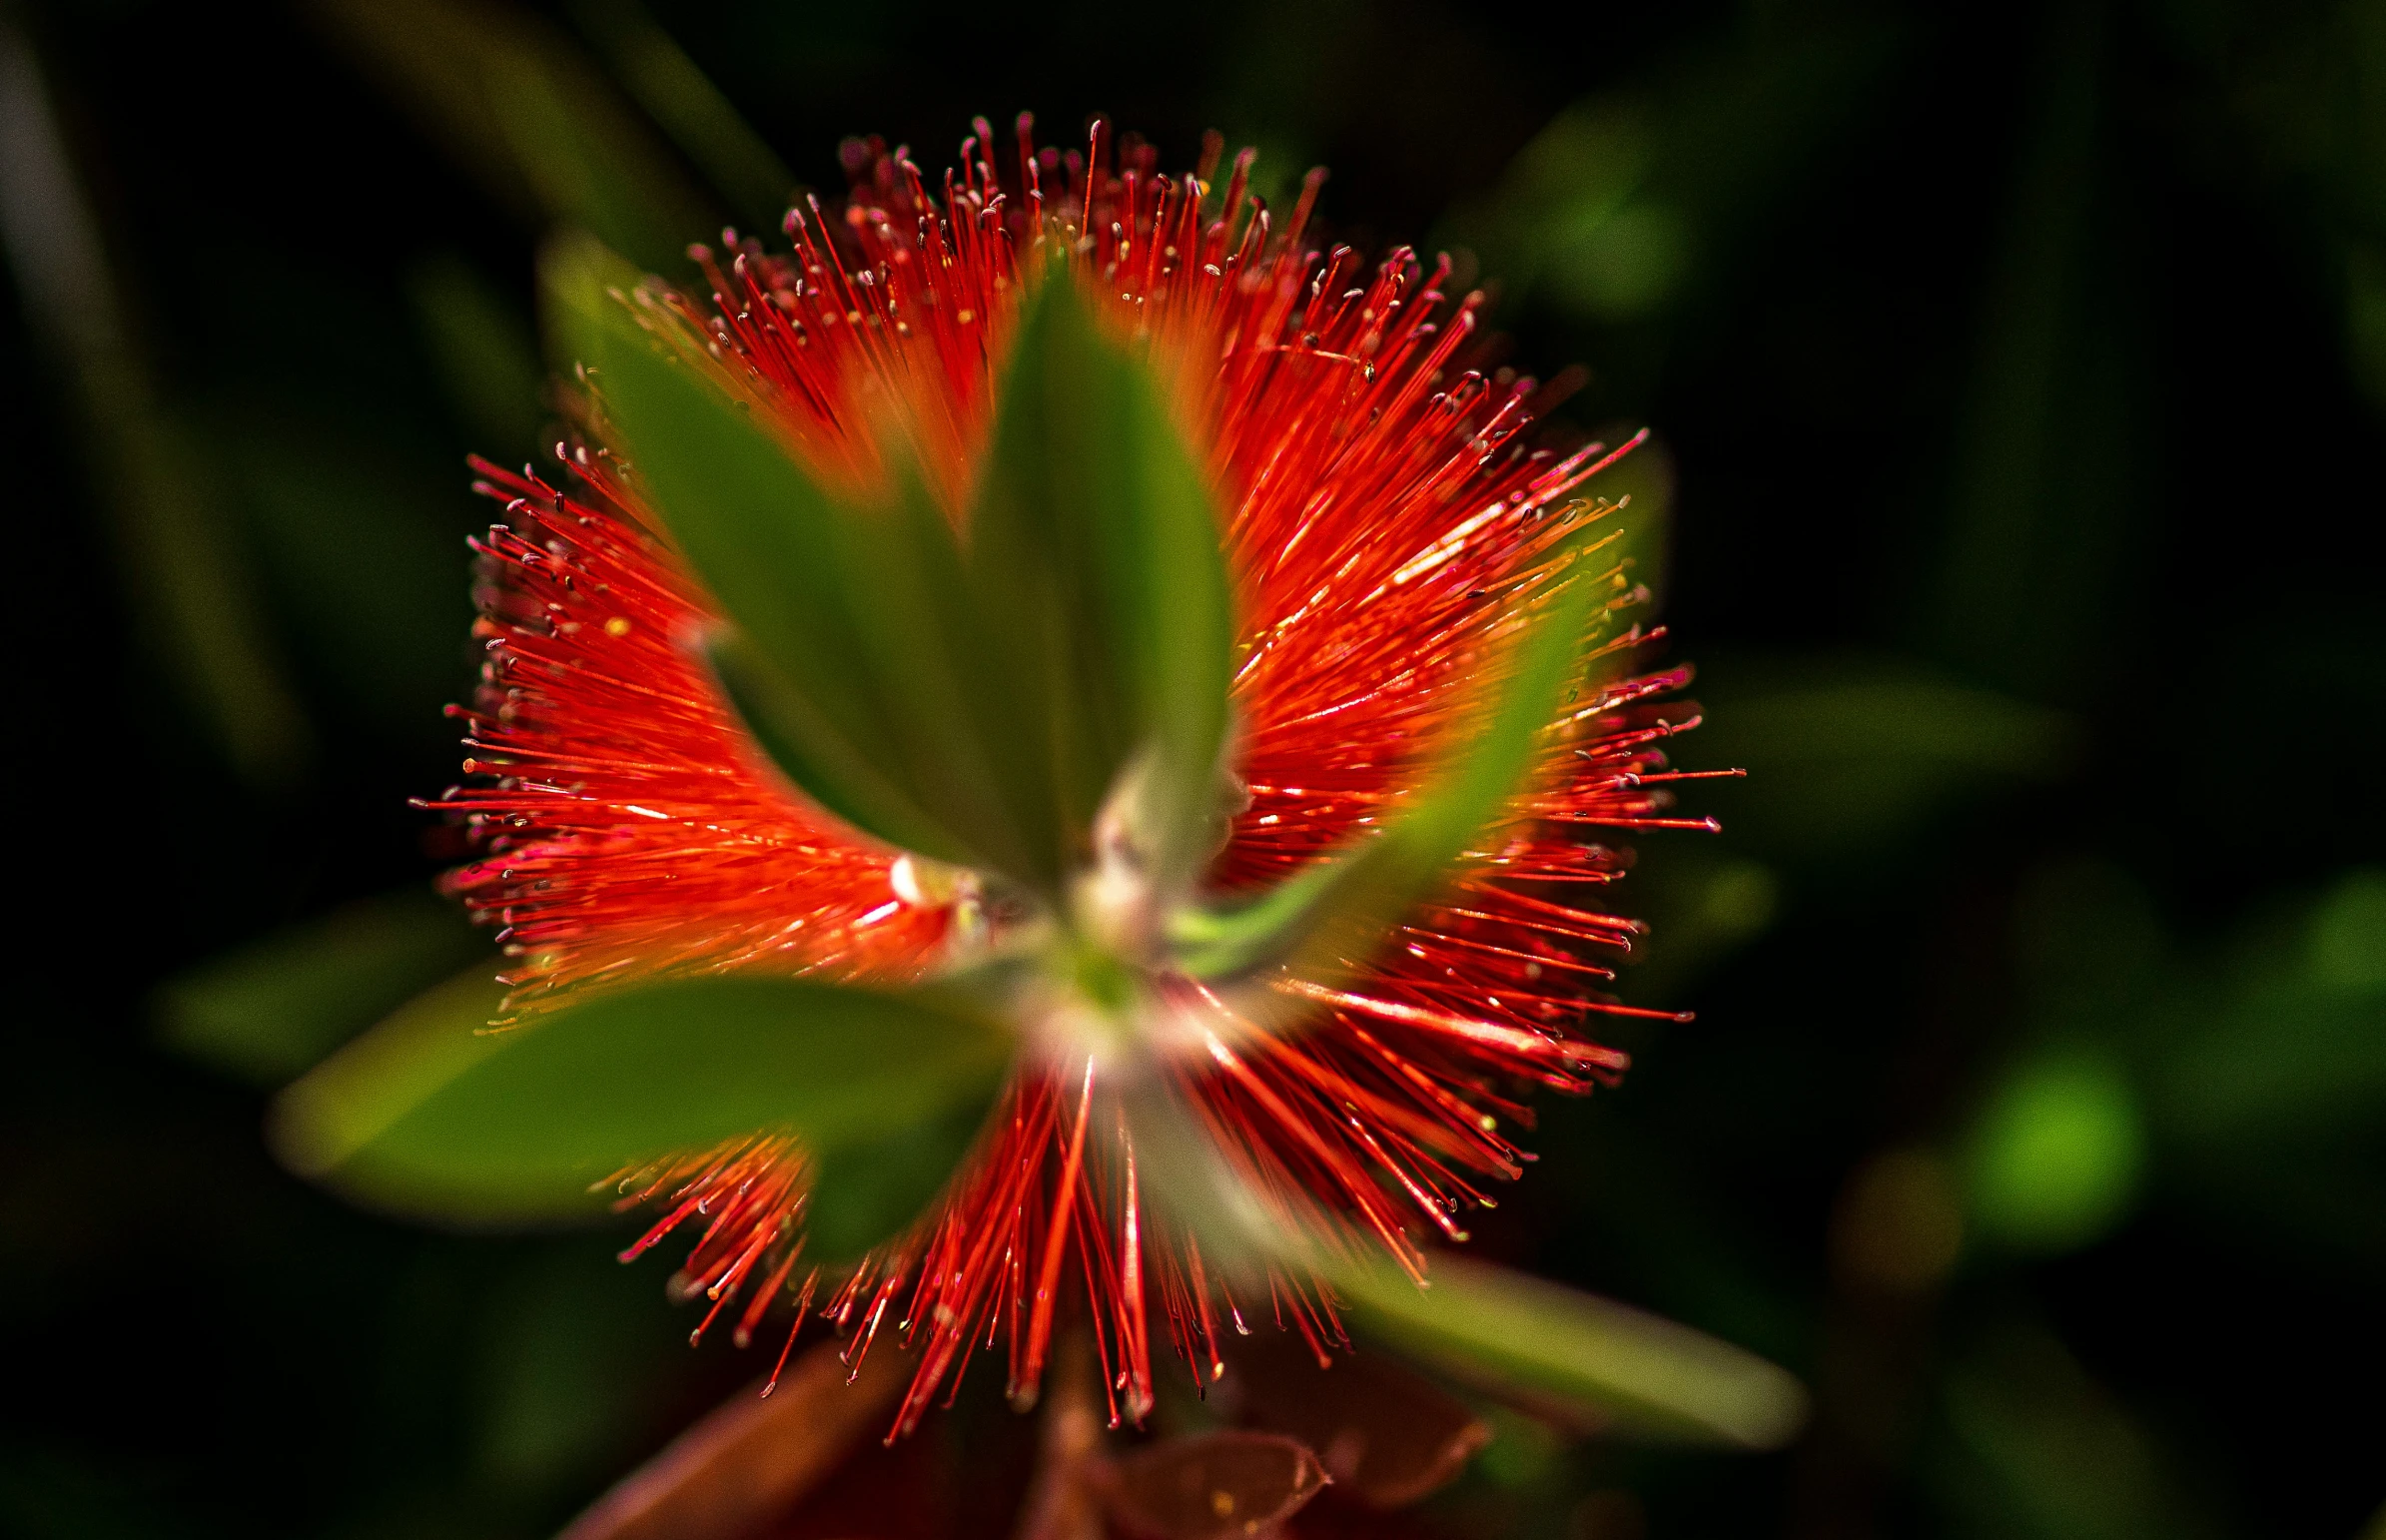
[{"x1": 421, "y1": 116, "x2": 1724, "y2": 1437}]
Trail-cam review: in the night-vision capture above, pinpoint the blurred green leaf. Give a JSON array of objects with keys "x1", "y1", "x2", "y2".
[
  {"x1": 1447, "y1": 17, "x2": 1899, "y2": 326},
  {"x1": 0, "y1": 23, "x2": 310, "y2": 786},
  {"x1": 555, "y1": 244, "x2": 1236, "y2": 898},
  {"x1": 804, "y1": 1088, "x2": 996, "y2": 1262},
  {"x1": 406, "y1": 252, "x2": 547, "y2": 457},
  {"x1": 567, "y1": 0, "x2": 798, "y2": 232},
  {"x1": 1964, "y1": 1049, "x2": 2145, "y2": 1254},
  {"x1": 274, "y1": 974, "x2": 1013, "y2": 1231},
  {"x1": 1938, "y1": 1321, "x2": 2207, "y2": 1540},
  {"x1": 2308, "y1": 867, "x2": 2386, "y2": 992},
  {"x1": 157, "y1": 886, "x2": 489, "y2": 1088},
  {"x1": 1170, "y1": 504, "x2": 1610, "y2": 981},
  {"x1": 311, "y1": 0, "x2": 713, "y2": 271},
  {"x1": 2155, "y1": 871, "x2": 2386, "y2": 1146},
  {"x1": 1471, "y1": 1402, "x2": 1564, "y2": 1490},
  {"x1": 548, "y1": 234, "x2": 1018, "y2": 874},
  {"x1": 1334, "y1": 1253, "x2": 1810, "y2": 1449},
  {"x1": 2167, "y1": 0, "x2": 2386, "y2": 424},
  {"x1": 1998, "y1": 867, "x2": 2386, "y2": 1265},
  {"x1": 1690, "y1": 653, "x2": 2075, "y2": 867},
  {"x1": 268, "y1": 962, "x2": 512, "y2": 1191},
  {"x1": 966, "y1": 276, "x2": 1236, "y2": 891},
  {"x1": 1122, "y1": 1087, "x2": 1804, "y2": 1447},
  {"x1": 701, "y1": 629, "x2": 981, "y2": 871}
]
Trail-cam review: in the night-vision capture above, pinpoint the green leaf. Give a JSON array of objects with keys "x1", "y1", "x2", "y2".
[
  {"x1": 1169, "y1": 522, "x2": 1603, "y2": 981},
  {"x1": 702, "y1": 629, "x2": 986, "y2": 873},
  {"x1": 545, "y1": 235, "x2": 1033, "y2": 879},
  {"x1": 274, "y1": 974, "x2": 1013, "y2": 1227},
  {"x1": 547, "y1": 243, "x2": 1235, "y2": 901},
  {"x1": 805, "y1": 1088, "x2": 997, "y2": 1261},
  {"x1": 1330, "y1": 1254, "x2": 1809, "y2": 1449},
  {"x1": 156, "y1": 886, "x2": 490, "y2": 1087},
  {"x1": 1928, "y1": 3, "x2": 2139, "y2": 697},
  {"x1": 2153, "y1": 871, "x2": 2386, "y2": 1147},
  {"x1": 269, "y1": 963, "x2": 516, "y2": 1200},
  {"x1": 2308, "y1": 868, "x2": 2386, "y2": 993},
  {"x1": 1943, "y1": 1322, "x2": 2200, "y2": 1540},
  {"x1": 1118, "y1": 1084, "x2": 1804, "y2": 1448},
  {"x1": 964, "y1": 276, "x2": 1236, "y2": 890}
]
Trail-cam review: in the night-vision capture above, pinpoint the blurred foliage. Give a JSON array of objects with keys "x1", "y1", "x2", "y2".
[
  {"x1": 158, "y1": 884, "x2": 488, "y2": 1087},
  {"x1": 279, "y1": 972, "x2": 1010, "y2": 1245},
  {"x1": 4, "y1": 0, "x2": 2384, "y2": 1536},
  {"x1": 0, "y1": 19, "x2": 311, "y2": 786}
]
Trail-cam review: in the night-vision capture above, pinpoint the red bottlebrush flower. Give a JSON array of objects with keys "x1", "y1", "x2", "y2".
[{"x1": 428, "y1": 118, "x2": 1715, "y2": 1437}]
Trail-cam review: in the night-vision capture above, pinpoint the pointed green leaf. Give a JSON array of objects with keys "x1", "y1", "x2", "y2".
[
  {"x1": 1117, "y1": 1083, "x2": 1806, "y2": 1448},
  {"x1": 1170, "y1": 531, "x2": 1604, "y2": 980},
  {"x1": 274, "y1": 973, "x2": 1013, "y2": 1227},
  {"x1": 1331, "y1": 1254, "x2": 1810, "y2": 1449},
  {"x1": 543, "y1": 235, "x2": 1042, "y2": 882},
  {"x1": 547, "y1": 243, "x2": 1235, "y2": 902},
  {"x1": 966, "y1": 276, "x2": 1236, "y2": 889},
  {"x1": 269, "y1": 963, "x2": 517, "y2": 1197}
]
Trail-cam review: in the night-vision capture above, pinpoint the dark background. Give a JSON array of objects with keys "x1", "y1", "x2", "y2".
[{"x1": 3, "y1": 0, "x2": 2383, "y2": 1535}]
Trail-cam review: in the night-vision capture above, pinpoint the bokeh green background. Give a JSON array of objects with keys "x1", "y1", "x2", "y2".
[{"x1": 3, "y1": 0, "x2": 2382, "y2": 1535}]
